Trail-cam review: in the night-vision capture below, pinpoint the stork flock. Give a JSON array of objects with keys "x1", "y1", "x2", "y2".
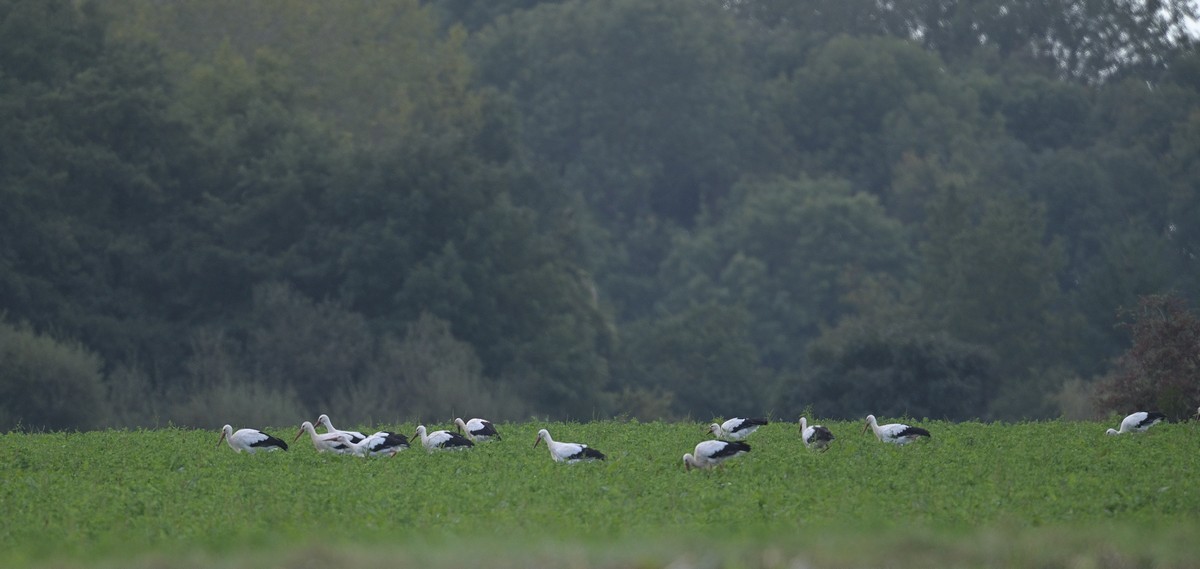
[{"x1": 218, "y1": 410, "x2": 1170, "y2": 468}]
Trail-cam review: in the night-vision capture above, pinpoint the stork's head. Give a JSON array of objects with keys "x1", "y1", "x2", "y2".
[
  {"x1": 454, "y1": 418, "x2": 466, "y2": 433},
  {"x1": 534, "y1": 429, "x2": 550, "y2": 448},
  {"x1": 682, "y1": 453, "x2": 696, "y2": 471},
  {"x1": 862, "y1": 414, "x2": 876, "y2": 434},
  {"x1": 216, "y1": 425, "x2": 232, "y2": 448},
  {"x1": 315, "y1": 414, "x2": 331, "y2": 428},
  {"x1": 294, "y1": 421, "x2": 313, "y2": 442},
  {"x1": 707, "y1": 423, "x2": 721, "y2": 436},
  {"x1": 1105, "y1": 428, "x2": 1120, "y2": 436}
]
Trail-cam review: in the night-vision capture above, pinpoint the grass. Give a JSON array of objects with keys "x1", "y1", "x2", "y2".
[{"x1": 2, "y1": 419, "x2": 1198, "y2": 568}]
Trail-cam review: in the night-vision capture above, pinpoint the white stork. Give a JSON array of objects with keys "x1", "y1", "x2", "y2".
[
  {"x1": 334, "y1": 431, "x2": 410, "y2": 457},
  {"x1": 217, "y1": 425, "x2": 288, "y2": 453},
  {"x1": 863, "y1": 414, "x2": 930, "y2": 445},
  {"x1": 534, "y1": 429, "x2": 606, "y2": 463},
  {"x1": 454, "y1": 417, "x2": 501, "y2": 442},
  {"x1": 708, "y1": 417, "x2": 768, "y2": 441},
  {"x1": 683, "y1": 440, "x2": 750, "y2": 470},
  {"x1": 315, "y1": 413, "x2": 366, "y2": 444},
  {"x1": 412, "y1": 425, "x2": 474, "y2": 451},
  {"x1": 294, "y1": 421, "x2": 355, "y2": 454},
  {"x1": 1106, "y1": 411, "x2": 1166, "y2": 435},
  {"x1": 799, "y1": 417, "x2": 835, "y2": 451}
]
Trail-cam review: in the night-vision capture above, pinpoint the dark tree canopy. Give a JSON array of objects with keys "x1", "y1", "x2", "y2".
[{"x1": 1, "y1": 0, "x2": 1198, "y2": 428}]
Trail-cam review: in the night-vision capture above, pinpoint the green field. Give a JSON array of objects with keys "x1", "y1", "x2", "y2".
[{"x1": 2, "y1": 419, "x2": 1198, "y2": 568}]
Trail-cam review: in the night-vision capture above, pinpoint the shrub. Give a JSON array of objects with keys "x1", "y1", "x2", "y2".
[
  {"x1": 1097, "y1": 293, "x2": 1200, "y2": 421},
  {"x1": 793, "y1": 319, "x2": 998, "y2": 420},
  {"x1": 337, "y1": 312, "x2": 526, "y2": 424},
  {"x1": 0, "y1": 320, "x2": 109, "y2": 430}
]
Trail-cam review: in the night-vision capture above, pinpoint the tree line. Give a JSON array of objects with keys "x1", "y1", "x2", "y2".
[{"x1": 1, "y1": 0, "x2": 1198, "y2": 430}]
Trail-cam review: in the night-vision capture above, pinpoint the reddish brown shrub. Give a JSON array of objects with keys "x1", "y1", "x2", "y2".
[{"x1": 1097, "y1": 293, "x2": 1200, "y2": 421}]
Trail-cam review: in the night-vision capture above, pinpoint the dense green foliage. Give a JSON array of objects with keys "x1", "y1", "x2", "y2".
[
  {"x1": 2, "y1": 421, "x2": 1199, "y2": 568},
  {"x1": 1, "y1": 0, "x2": 1198, "y2": 427}
]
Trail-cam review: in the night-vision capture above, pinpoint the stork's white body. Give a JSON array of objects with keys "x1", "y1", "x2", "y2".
[
  {"x1": 336, "y1": 431, "x2": 410, "y2": 457},
  {"x1": 683, "y1": 440, "x2": 750, "y2": 470},
  {"x1": 1106, "y1": 411, "x2": 1166, "y2": 435},
  {"x1": 218, "y1": 425, "x2": 288, "y2": 453},
  {"x1": 534, "y1": 429, "x2": 605, "y2": 463},
  {"x1": 316, "y1": 414, "x2": 366, "y2": 444},
  {"x1": 709, "y1": 417, "x2": 768, "y2": 441},
  {"x1": 454, "y1": 417, "x2": 501, "y2": 442},
  {"x1": 799, "y1": 417, "x2": 835, "y2": 451},
  {"x1": 295, "y1": 421, "x2": 355, "y2": 454},
  {"x1": 413, "y1": 425, "x2": 474, "y2": 451},
  {"x1": 864, "y1": 415, "x2": 930, "y2": 445}
]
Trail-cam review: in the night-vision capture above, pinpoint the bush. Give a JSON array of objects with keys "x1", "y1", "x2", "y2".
[
  {"x1": 792, "y1": 320, "x2": 998, "y2": 420},
  {"x1": 0, "y1": 320, "x2": 109, "y2": 430},
  {"x1": 1097, "y1": 293, "x2": 1200, "y2": 421},
  {"x1": 337, "y1": 312, "x2": 526, "y2": 424}
]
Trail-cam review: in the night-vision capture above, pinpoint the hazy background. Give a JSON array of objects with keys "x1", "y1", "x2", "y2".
[{"x1": 2, "y1": 0, "x2": 1198, "y2": 430}]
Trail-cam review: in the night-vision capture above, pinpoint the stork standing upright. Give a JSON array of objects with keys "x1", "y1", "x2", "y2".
[
  {"x1": 683, "y1": 440, "x2": 750, "y2": 470},
  {"x1": 863, "y1": 415, "x2": 930, "y2": 445},
  {"x1": 799, "y1": 417, "x2": 835, "y2": 451},
  {"x1": 1106, "y1": 411, "x2": 1166, "y2": 435},
  {"x1": 534, "y1": 429, "x2": 605, "y2": 463},
  {"x1": 454, "y1": 417, "x2": 501, "y2": 442},
  {"x1": 217, "y1": 425, "x2": 288, "y2": 453},
  {"x1": 412, "y1": 425, "x2": 475, "y2": 451},
  {"x1": 708, "y1": 417, "x2": 768, "y2": 441}
]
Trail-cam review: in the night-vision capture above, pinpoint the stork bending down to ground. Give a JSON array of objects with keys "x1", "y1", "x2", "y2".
[
  {"x1": 413, "y1": 425, "x2": 474, "y2": 451},
  {"x1": 218, "y1": 425, "x2": 288, "y2": 453},
  {"x1": 295, "y1": 421, "x2": 355, "y2": 454},
  {"x1": 315, "y1": 414, "x2": 366, "y2": 444},
  {"x1": 863, "y1": 415, "x2": 930, "y2": 445},
  {"x1": 683, "y1": 440, "x2": 750, "y2": 470},
  {"x1": 454, "y1": 417, "x2": 501, "y2": 442},
  {"x1": 799, "y1": 417, "x2": 835, "y2": 451},
  {"x1": 1106, "y1": 411, "x2": 1166, "y2": 435},
  {"x1": 335, "y1": 431, "x2": 410, "y2": 457},
  {"x1": 534, "y1": 429, "x2": 605, "y2": 462},
  {"x1": 708, "y1": 417, "x2": 768, "y2": 441}
]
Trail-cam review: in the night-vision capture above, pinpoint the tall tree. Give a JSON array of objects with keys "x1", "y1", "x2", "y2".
[
  {"x1": 0, "y1": 0, "x2": 190, "y2": 364},
  {"x1": 659, "y1": 176, "x2": 914, "y2": 371},
  {"x1": 919, "y1": 190, "x2": 1071, "y2": 386}
]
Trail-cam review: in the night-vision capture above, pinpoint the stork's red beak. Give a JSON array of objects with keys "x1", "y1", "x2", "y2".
[
  {"x1": 293, "y1": 429, "x2": 305, "y2": 443},
  {"x1": 216, "y1": 433, "x2": 226, "y2": 448},
  {"x1": 533, "y1": 436, "x2": 541, "y2": 449},
  {"x1": 862, "y1": 422, "x2": 870, "y2": 434}
]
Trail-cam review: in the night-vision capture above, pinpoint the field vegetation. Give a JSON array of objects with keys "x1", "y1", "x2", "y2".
[{"x1": 3, "y1": 419, "x2": 1198, "y2": 568}]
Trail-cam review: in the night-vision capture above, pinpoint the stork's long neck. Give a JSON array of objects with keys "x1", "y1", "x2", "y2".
[
  {"x1": 305, "y1": 422, "x2": 323, "y2": 442},
  {"x1": 800, "y1": 417, "x2": 808, "y2": 431},
  {"x1": 539, "y1": 431, "x2": 560, "y2": 456},
  {"x1": 868, "y1": 416, "x2": 883, "y2": 439}
]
